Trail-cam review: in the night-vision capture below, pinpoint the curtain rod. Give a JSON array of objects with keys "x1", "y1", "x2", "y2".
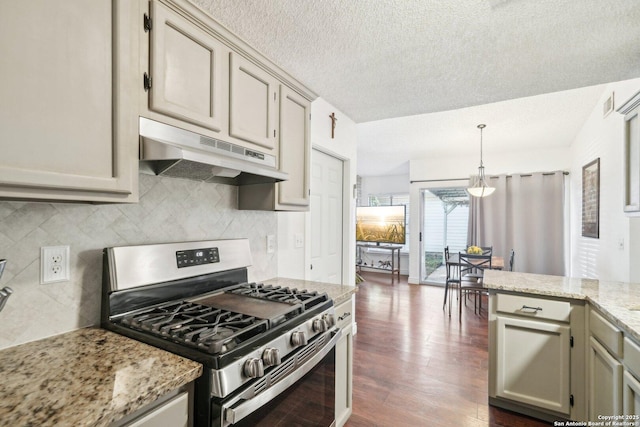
[{"x1": 410, "y1": 171, "x2": 569, "y2": 184}]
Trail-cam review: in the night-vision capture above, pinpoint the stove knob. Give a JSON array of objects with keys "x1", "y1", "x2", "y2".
[
  {"x1": 262, "y1": 348, "x2": 281, "y2": 367},
  {"x1": 322, "y1": 313, "x2": 336, "y2": 328},
  {"x1": 291, "y1": 330, "x2": 307, "y2": 347},
  {"x1": 312, "y1": 318, "x2": 328, "y2": 333},
  {"x1": 243, "y1": 358, "x2": 264, "y2": 378}
]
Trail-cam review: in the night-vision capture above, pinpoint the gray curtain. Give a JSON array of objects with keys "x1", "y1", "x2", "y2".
[{"x1": 468, "y1": 172, "x2": 565, "y2": 275}]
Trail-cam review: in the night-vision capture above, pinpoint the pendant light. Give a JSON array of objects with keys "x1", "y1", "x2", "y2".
[{"x1": 467, "y1": 124, "x2": 495, "y2": 197}]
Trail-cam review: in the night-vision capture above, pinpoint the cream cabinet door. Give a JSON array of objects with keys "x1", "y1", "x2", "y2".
[
  {"x1": 495, "y1": 316, "x2": 571, "y2": 414},
  {"x1": 149, "y1": 0, "x2": 227, "y2": 133},
  {"x1": 0, "y1": 0, "x2": 138, "y2": 202},
  {"x1": 589, "y1": 337, "x2": 623, "y2": 419},
  {"x1": 335, "y1": 299, "x2": 353, "y2": 427},
  {"x1": 229, "y1": 52, "x2": 278, "y2": 150},
  {"x1": 277, "y1": 85, "x2": 310, "y2": 209},
  {"x1": 623, "y1": 371, "x2": 640, "y2": 416}
]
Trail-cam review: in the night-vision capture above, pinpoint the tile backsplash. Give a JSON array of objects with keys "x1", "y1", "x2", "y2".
[{"x1": 0, "y1": 174, "x2": 277, "y2": 349}]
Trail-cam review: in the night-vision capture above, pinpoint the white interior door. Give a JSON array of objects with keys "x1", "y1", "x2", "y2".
[{"x1": 310, "y1": 149, "x2": 344, "y2": 284}]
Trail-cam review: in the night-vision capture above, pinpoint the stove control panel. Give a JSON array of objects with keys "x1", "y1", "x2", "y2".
[{"x1": 176, "y1": 247, "x2": 220, "y2": 268}]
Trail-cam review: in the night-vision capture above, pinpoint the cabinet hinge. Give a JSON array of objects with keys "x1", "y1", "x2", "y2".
[
  {"x1": 273, "y1": 129, "x2": 276, "y2": 138},
  {"x1": 419, "y1": 232, "x2": 422, "y2": 242},
  {"x1": 570, "y1": 336, "x2": 574, "y2": 347},
  {"x1": 274, "y1": 92, "x2": 277, "y2": 101},
  {"x1": 143, "y1": 73, "x2": 152, "y2": 91},
  {"x1": 570, "y1": 394, "x2": 574, "y2": 407},
  {"x1": 144, "y1": 13, "x2": 152, "y2": 32}
]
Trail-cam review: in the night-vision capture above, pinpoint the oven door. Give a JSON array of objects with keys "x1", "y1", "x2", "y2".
[{"x1": 213, "y1": 328, "x2": 340, "y2": 427}]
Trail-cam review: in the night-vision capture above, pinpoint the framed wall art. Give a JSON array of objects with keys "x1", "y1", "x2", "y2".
[{"x1": 582, "y1": 158, "x2": 600, "y2": 238}]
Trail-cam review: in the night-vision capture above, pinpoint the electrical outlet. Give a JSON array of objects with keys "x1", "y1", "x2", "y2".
[
  {"x1": 266, "y1": 235, "x2": 275, "y2": 254},
  {"x1": 295, "y1": 233, "x2": 304, "y2": 248},
  {"x1": 41, "y1": 246, "x2": 70, "y2": 284}
]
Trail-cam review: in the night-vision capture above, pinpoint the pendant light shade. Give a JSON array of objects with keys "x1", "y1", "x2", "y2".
[{"x1": 467, "y1": 124, "x2": 495, "y2": 198}]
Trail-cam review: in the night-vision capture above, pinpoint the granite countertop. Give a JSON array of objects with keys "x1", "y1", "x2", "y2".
[
  {"x1": 263, "y1": 277, "x2": 358, "y2": 306},
  {"x1": 0, "y1": 327, "x2": 202, "y2": 427},
  {"x1": 484, "y1": 270, "x2": 640, "y2": 343}
]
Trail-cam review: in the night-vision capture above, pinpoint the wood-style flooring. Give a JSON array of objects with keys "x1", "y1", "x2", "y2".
[{"x1": 344, "y1": 271, "x2": 550, "y2": 427}]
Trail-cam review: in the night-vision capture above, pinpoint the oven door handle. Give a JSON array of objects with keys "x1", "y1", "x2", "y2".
[{"x1": 224, "y1": 327, "x2": 341, "y2": 425}]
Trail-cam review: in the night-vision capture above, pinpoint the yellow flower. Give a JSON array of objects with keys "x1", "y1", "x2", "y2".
[{"x1": 467, "y1": 245, "x2": 482, "y2": 254}]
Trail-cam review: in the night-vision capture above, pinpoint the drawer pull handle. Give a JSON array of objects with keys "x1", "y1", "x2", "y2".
[
  {"x1": 338, "y1": 312, "x2": 351, "y2": 321},
  {"x1": 521, "y1": 305, "x2": 543, "y2": 313}
]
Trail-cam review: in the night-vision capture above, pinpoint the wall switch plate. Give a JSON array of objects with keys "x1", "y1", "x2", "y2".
[
  {"x1": 295, "y1": 233, "x2": 304, "y2": 248},
  {"x1": 266, "y1": 235, "x2": 275, "y2": 254},
  {"x1": 41, "y1": 246, "x2": 70, "y2": 284}
]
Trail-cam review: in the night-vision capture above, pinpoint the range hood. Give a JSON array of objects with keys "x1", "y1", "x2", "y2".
[{"x1": 139, "y1": 117, "x2": 288, "y2": 185}]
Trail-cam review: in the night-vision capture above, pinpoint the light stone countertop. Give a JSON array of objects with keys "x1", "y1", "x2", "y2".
[
  {"x1": 263, "y1": 277, "x2": 358, "y2": 306},
  {"x1": 0, "y1": 327, "x2": 202, "y2": 427},
  {"x1": 484, "y1": 270, "x2": 640, "y2": 343}
]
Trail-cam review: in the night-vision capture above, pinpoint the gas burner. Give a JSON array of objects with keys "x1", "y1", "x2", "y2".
[
  {"x1": 229, "y1": 283, "x2": 328, "y2": 310},
  {"x1": 120, "y1": 301, "x2": 268, "y2": 355}
]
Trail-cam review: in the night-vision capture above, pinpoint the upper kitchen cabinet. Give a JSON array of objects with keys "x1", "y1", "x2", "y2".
[
  {"x1": 0, "y1": 0, "x2": 139, "y2": 203},
  {"x1": 238, "y1": 85, "x2": 311, "y2": 211},
  {"x1": 229, "y1": 53, "x2": 278, "y2": 151},
  {"x1": 146, "y1": 0, "x2": 228, "y2": 134}
]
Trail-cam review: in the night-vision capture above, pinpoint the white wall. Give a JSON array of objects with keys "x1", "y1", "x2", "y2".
[
  {"x1": 569, "y1": 78, "x2": 640, "y2": 282},
  {"x1": 277, "y1": 97, "x2": 358, "y2": 286},
  {"x1": 359, "y1": 174, "x2": 409, "y2": 204}
]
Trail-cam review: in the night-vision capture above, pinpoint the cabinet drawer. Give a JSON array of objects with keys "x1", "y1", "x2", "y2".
[
  {"x1": 496, "y1": 293, "x2": 570, "y2": 322},
  {"x1": 335, "y1": 299, "x2": 353, "y2": 329},
  {"x1": 590, "y1": 309, "x2": 623, "y2": 358},
  {"x1": 625, "y1": 337, "x2": 640, "y2": 379}
]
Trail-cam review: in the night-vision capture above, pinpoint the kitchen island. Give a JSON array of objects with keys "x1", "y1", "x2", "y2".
[
  {"x1": 0, "y1": 327, "x2": 202, "y2": 427},
  {"x1": 484, "y1": 270, "x2": 640, "y2": 423}
]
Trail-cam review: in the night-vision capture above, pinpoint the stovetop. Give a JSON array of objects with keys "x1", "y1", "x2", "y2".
[{"x1": 115, "y1": 283, "x2": 329, "y2": 356}]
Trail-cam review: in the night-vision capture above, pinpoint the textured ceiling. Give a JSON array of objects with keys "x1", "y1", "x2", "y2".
[
  {"x1": 191, "y1": 0, "x2": 640, "y2": 123},
  {"x1": 190, "y1": 0, "x2": 640, "y2": 176}
]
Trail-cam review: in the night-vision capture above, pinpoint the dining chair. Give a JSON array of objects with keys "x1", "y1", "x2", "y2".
[
  {"x1": 508, "y1": 249, "x2": 515, "y2": 271},
  {"x1": 481, "y1": 246, "x2": 493, "y2": 255},
  {"x1": 443, "y1": 246, "x2": 460, "y2": 316},
  {"x1": 458, "y1": 252, "x2": 492, "y2": 320}
]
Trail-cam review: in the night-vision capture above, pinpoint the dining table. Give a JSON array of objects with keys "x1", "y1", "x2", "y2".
[{"x1": 446, "y1": 253, "x2": 505, "y2": 270}]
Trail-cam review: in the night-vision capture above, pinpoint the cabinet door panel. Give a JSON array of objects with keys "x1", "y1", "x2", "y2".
[
  {"x1": 335, "y1": 324, "x2": 353, "y2": 427},
  {"x1": 278, "y1": 85, "x2": 310, "y2": 207},
  {"x1": 0, "y1": 0, "x2": 137, "y2": 201},
  {"x1": 496, "y1": 316, "x2": 571, "y2": 414},
  {"x1": 589, "y1": 337, "x2": 623, "y2": 419},
  {"x1": 149, "y1": 0, "x2": 226, "y2": 132},
  {"x1": 623, "y1": 371, "x2": 640, "y2": 416},
  {"x1": 229, "y1": 53, "x2": 277, "y2": 150}
]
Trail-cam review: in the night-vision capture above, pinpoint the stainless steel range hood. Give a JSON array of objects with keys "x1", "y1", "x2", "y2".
[{"x1": 139, "y1": 117, "x2": 288, "y2": 185}]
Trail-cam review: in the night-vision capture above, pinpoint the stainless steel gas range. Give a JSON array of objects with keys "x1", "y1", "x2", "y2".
[{"x1": 101, "y1": 239, "x2": 339, "y2": 427}]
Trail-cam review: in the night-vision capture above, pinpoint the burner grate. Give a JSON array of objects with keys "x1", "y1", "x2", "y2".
[
  {"x1": 229, "y1": 283, "x2": 328, "y2": 310},
  {"x1": 120, "y1": 301, "x2": 268, "y2": 354}
]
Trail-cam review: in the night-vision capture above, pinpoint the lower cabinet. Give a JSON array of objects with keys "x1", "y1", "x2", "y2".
[
  {"x1": 588, "y1": 337, "x2": 623, "y2": 419},
  {"x1": 110, "y1": 386, "x2": 192, "y2": 427},
  {"x1": 334, "y1": 297, "x2": 354, "y2": 427},
  {"x1": 495, "y1": 316, "x2": 571, "y2": 414},
  {"x1": 623, "y1": 370, "x2": 640, "y2": 416},
  {"x1": 488, "y1": 292, "x2": 586, "y2": 421}
]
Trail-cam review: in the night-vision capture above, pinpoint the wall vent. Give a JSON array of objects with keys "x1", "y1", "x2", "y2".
[{"x1": 603, "y1": 92, "x2": 614, "y2": 118}]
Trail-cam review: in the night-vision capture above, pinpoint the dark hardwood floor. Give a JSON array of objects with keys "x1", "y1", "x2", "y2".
[{"x1": 344, "y1": 271, "x2": 550, "y2": 427}]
